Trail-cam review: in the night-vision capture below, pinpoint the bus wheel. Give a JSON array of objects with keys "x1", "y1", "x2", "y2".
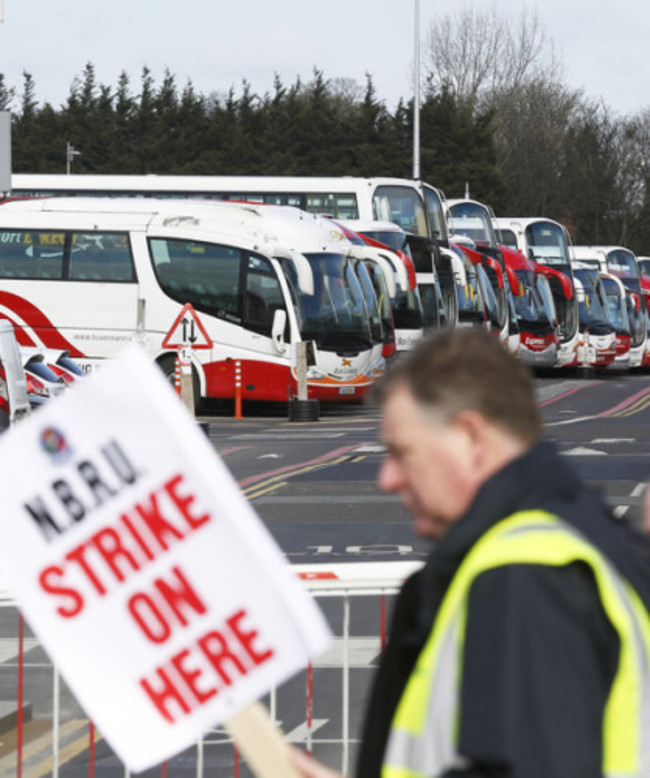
[{"x1": 157, "y1": 355, "x2": 202, "y2": 414}]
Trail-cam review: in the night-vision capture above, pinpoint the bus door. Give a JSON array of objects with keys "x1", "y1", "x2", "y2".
[
  {"x1": 354, "y1": 252, "x2": 397, "y2": 359},
  {"x1": 0, "y1": 229, "x2": 140, "y2": 366},
  {"x1": 448, "y1": 245, "x2": 489, "y2": 329},
  {"x1": 407, "y1": 235, "x2": 444, "y2": 329},
  {"x1": 459, "y1": 244, "x2": 510, "y2": 342},
  {"x1": 436, "y1": 247, "x2": 460, "y2": 327}
]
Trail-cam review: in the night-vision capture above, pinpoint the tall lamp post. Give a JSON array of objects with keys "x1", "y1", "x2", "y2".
[
  {"x1": 413, "y1": 0, "x2": 421, "y2": 180},
  {"x1": 0, "y1": 1, "x2": 9, "y2": 197}
]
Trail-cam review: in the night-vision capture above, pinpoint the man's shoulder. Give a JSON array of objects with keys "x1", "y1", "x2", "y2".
[{"x1": 466, "y1": 561, "x2": 620, "y2": 665}]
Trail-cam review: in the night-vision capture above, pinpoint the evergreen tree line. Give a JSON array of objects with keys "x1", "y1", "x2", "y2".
[{"x1": 2, "y1": 60, "x2": 650, "y2": 255}]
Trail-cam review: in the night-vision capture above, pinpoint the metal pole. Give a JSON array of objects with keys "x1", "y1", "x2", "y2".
[
  {"x1": 66, "y1": 141, "x2": 81, "y2": 174},
  {"x1": 413, "y1": 0, "x2": 421, "y2": 180}
]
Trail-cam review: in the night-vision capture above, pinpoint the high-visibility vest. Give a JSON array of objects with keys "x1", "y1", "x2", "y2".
[{"x1": 382, "y1": 510, "x2": 650, "y2": 778}]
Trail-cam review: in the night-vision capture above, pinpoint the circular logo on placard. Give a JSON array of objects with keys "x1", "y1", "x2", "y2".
[{"x1": 40, "y1": 427, "x2": 73, "y2": 463}]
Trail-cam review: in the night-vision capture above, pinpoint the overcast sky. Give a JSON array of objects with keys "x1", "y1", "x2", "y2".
[{"x1": 0, "y1": 0, "x2": 648, "y2": 117}]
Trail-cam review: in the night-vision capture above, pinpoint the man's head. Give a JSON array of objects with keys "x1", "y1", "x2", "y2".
[{"x1": 374, "y1": 328, "x2": 542, "y2": 540}]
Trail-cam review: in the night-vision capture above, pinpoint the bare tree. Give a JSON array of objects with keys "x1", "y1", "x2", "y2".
[
  {"x1": 610, "y1": 109, "x2": 650, "y2": 248},
  {"x1": 492, "y1": 78, "x2": 585, "y2": 215},
  {"x1": 424, "y1": 4, "x2": 561, "y2": 112},
  {"x1": 617, "y1": 110, "x2": 650, "y2": 209}
]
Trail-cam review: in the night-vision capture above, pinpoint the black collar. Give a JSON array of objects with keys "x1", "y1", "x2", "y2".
[{"x1": 411, "y1": 440, "x2": 581, "y2": 641}]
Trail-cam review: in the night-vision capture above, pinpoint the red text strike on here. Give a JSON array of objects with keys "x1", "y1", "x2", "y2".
[
  {"x1": 140, "y1": 607, "x2": 275, "y2": 724},
  {"x1": 37, "y1": 472, "x2": 212, "y2": 618}
]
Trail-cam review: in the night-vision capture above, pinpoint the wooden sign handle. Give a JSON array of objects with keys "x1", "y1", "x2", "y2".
[{"x1": 225, "y1": 701, "x2": 304, "y2": 778}]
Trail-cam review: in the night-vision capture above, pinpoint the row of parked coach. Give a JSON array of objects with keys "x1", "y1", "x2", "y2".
[
  {"x1": 419, "y1": 197, "x2": 650, "y2": 373},
  {"x1": 0, "y1": 182, "x2": 644, "y2": 429}
]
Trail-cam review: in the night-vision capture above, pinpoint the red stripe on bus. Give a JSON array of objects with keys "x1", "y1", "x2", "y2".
[{"x1": 0, "y1": 291, "x2": 85, "y2": 356}]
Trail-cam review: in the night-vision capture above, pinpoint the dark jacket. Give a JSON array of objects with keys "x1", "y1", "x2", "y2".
[{"x1": 355, "y1": 440, "x2": 650, "y2": 778}]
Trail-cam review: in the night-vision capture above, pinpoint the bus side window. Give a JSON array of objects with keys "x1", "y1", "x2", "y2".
[
  {"x1": 149, "y1": 238, "x2": 242, "y2": 323},
  {"x1": 68, "y1": 232, "x2": 135, "y2": 282},
  {"x1": 0, "y1": 232, "x2": 26, "y2": 278},
  {"x1": 0, "y1": 231, "x2": 65, "y2": 279}
]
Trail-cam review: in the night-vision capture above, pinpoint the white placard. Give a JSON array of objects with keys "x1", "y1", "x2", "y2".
[{"x1": 0, "y1": 345, "x2": 331, "y2": 772}]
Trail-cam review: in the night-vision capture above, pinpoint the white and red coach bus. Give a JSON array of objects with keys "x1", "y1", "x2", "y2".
[{"x1": 0, "y1": 197, "x2": 385, "y2": 404}]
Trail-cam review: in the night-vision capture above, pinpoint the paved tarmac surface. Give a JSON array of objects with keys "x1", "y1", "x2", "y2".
[{"x1": 2, "y1": 367, "x2": 650, "y2": 776}]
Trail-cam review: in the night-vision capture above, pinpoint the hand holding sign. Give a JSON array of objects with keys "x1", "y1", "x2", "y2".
[{"x1": 0, "y1": 345, "x2": 331, "y2": 773}]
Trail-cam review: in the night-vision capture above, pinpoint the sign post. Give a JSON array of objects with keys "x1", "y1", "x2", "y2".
[
  {"x1": 162, "y1": 303, "x2": 212, "y2": 416},
  {"x1": 0, "y1": 346, "x2": 330, "y2": 773},
  {"x1": 177, "y1": 345, "x2": 194, "y2": 413}
]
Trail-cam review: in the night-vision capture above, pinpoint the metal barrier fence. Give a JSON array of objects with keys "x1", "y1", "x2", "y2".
[{"x1": 0, "y1": 560, "x2": 423, "y2": 778}]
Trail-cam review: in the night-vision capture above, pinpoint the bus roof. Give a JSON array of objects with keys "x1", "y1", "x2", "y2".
[
  {"x1": 493, "y1": 217, "x2": 567, "y2": 229},
  {"x1": 11, "y1": 174, "x2": 422, "y2": 195},
  {"x1": 335, "y1": 219, "x2": 407, "y2": 235},
  {"x1": 0, "y1": 197, "x2": 356, "y2": 256},
  {"x1": 572, "y1": 245, "x2": 638, "y2": 258}
]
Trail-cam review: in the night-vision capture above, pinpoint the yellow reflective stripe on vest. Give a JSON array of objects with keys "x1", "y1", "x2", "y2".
[{"x1": 382, "y1": 510, "x2": 650, "y2": 778}]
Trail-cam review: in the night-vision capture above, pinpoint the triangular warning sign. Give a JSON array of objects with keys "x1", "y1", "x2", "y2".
[{"x1": 162, "y1": 303, "x2": 212, "y2": 350}]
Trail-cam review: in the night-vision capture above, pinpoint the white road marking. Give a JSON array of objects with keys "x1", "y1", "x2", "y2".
[
  {"x1": 546, "y1": 415, "x2": 599, "y2": 427},
  {"x1": 591, "y1": 438, "x2": 635, "y2": 444},
  {"x1": 0, "y1": 637, "x2": 40, "y2": 663},
  {"x1": 313, "y1": 637, "x2": 381, "y2": 667},
  {"x1": 233, "y1": 433, "x2": 345, "y2": 439},
  {"x1": 563, "y1": 447, "x2": 607, "y2": 456},
  {"x1": 613, "y1": 505, "x2": 630, "y2": 520},
  {"x1": 285, "y1": 719, "x2": 329, "y2": 743},
  {"x1": 631, "y1": 483, "x2": 647, "y2": 497}
]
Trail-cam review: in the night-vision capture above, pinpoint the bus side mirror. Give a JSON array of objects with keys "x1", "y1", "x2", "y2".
[{"x1": 272, "y1": 309, "x2": 287, "y2": 354}]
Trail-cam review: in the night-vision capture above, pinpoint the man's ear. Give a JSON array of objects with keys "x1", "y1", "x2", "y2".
[
  {"x1": 451, "y1": 409, "x2": 492, "y2": 469},
  {"x1": 452, "y1": 409, "x2": 526, "y2": 477}
]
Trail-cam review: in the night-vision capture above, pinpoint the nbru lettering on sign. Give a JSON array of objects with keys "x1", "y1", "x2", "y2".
[{"x1": 25, "y1": 439, "x2": 143, "y2": 541}]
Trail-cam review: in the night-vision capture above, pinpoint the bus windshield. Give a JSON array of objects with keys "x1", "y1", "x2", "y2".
[
  {"x1": 535, "y1": 273, "x2": 558, "y2": 328},
  {"x1": 363, "y1": 260, "x2": 394, "y2": 335},
  {"x1": 607, "y1": 249, "x2": 639, "y2": 282},
  {"x1": 283, "y1": 253, "x2": 374, "y2": 352},
  {"x1": 625, "y1": 291, "x2": 647, "y2": 348},
  {"x1": 359, "y1": 229, "x2": 410, "y2": 255},
  {"x1": 423, "y1": 186, "x2": 449, "y2": 244},
  {"x1": 372, "y1": 186, "x2": 429, "y2": 238},
  {"x1": 525, "y1": 222, "x2": 571, "y2": 270},
  {"x1": 573, "y1": 268, "x2": 609, "y2": 325},
  {"x1": 450, "y1": 246, "x2": 484, "y2": 319},
  {"x1": 512, "y1": 270, "x2": 553, "y2": 328},
  {"x1": 601, "y1": 278, "x2": 628, "y2": 331},
  {"x1": 448, "y1": 203, "x2": 496, "y2": 246},
  {"x1": 496, "y1": 228, "x2": 518, "y2": 251},
  {"x1": 353, "y1": 259, "x2": 384, "y2": 345}
]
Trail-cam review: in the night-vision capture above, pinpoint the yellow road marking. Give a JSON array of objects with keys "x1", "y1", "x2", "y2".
[
  {"x1": 0, "y1": 718, "x2": 101, "y2": 778},
  {"x1": 608, "y1": 395, "x2": 650, "y2": 418},
  {"x1": 246, "y1": 481, "x2": 289, "y2": 500},
  {"x1": 242, "y1": 455, "x2": 352, "y2": 497},
  {"x1": 25, "y1": 724, "x2": 103, "y2": 778}
]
